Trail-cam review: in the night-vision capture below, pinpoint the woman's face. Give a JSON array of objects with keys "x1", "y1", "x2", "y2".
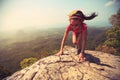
[{"x1": 69, "y1": 18, "x2": 83, "y2": 26}]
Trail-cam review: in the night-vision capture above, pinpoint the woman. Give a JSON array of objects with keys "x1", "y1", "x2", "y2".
[{"x1": 56, "y1": 10, "x2": 97, "y2": 62}]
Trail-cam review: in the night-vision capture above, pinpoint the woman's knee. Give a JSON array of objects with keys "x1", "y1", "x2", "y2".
[
  {"x1": 72, "y1": 33, "x2": 77, "y2": 44},
  {"x1": 72, "y1": 40, "x2": 77, "y2": 44}
]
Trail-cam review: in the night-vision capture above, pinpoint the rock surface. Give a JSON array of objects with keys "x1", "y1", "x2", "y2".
[{"x1": 4, "y1": 46, "x2": 120, "y2": 80}]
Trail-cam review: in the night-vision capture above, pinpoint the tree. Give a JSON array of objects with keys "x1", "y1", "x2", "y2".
[
  {"x1": 20, "y1": 57, "x2": 38, "y2": 69},
  {"x1": 104, "y1": 26, "x2": 120, "y2": 53},
  {"x1": 104, "y1": 9, "x2": 120, "y2": 54},
  {"x1": 109, "y1": 9, "x2": 120, "y2": 26},
  {"x1": 105, "y1": 26, "x2": 120, "y2": 46},
  {"x1": 96, "y1": 9, "x2": 120, "y2": 55}
]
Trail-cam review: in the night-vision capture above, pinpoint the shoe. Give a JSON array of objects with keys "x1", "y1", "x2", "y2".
[{"x1": 77, "y1": 49, "x2": 81, "y2": 55}]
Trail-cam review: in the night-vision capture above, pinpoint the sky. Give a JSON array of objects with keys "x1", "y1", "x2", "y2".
[{"x1": 0, "y1": 0, "x2": 120, "y2": 32}]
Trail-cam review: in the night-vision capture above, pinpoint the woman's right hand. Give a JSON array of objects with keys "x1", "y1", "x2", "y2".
[{"x1": 55, "y1": 50, "x2": 64, "y2": 56}]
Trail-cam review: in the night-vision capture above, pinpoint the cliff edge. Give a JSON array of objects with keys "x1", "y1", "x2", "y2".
[{"x1": 4, "y1": 46, "x2": 120, "y2": 80}]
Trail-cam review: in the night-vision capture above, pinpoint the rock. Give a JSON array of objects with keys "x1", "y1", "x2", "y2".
[{"x1": 4, "y1": 46, "x2": 120, "y2": 80}]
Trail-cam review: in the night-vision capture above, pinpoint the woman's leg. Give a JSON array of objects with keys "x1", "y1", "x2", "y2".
[
  {"x1": 72, "y1": 32, "x2": 82, "y2": 54},
  {"x1": 76, "y1": 33, "x2": 82, "y2": 54},
  {"x1": 77, "y1": 33, "x2": 82, "y2": 49},
  {"x1": 72, "y1": 32, "x2": 77, "y2": 45}
]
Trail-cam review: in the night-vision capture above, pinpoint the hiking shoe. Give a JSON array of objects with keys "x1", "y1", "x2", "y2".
[{"x1": 77, "y1": 49, "x2": 81, "y2": 55}]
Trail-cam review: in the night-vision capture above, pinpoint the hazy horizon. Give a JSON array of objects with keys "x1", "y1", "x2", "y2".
[{"x1": 0, "y1": 0, "x2": 120, "y2": 33}]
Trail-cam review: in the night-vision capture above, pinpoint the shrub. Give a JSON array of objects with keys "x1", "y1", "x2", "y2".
[{"x1": 20, "y1": 57, "x2": 38, "y2": 69}]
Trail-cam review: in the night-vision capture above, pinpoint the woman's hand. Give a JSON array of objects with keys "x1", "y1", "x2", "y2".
[
  {"x1": 55, "y1": 50, "x2": 64, "y2": 56},
  {"x1": 78, "y1": 53, "x2": 86, "y2": 62}
]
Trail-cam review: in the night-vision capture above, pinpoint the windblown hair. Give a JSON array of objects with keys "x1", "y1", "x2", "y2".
[{"x1": 69, "y1": 10, "x2": 98, "y2": 20}]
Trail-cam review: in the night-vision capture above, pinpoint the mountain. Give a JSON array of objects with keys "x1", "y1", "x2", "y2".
[{"x1": 4, "y1": 46, "x2": 120, "y2": 80}]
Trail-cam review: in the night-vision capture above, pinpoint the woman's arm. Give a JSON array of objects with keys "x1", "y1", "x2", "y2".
[
  {"x1": 60, "y1": 29, "x2": 69, "y2": 51},
  {"x1": 78, "y1": 29, "x2": 87, "y2": 61},
  {"x1": 81, "y1": 29, "x2": 87, "y2": 53},
  {"x1": 56, "y1": 28, "x2": 69, "y2": 55}
]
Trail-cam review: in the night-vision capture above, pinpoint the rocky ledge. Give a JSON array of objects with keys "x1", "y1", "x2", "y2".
[{"x1": 4, "y1": 46, "x2": 120, "y2": 80}]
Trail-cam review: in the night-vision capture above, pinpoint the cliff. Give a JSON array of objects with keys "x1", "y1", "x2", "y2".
[{"x1": 4, "y1": 46, "x2": 120, "y2": 80}]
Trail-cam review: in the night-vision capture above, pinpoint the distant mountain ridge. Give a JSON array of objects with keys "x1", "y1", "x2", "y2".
[{"x1": 4, "y1": 46, "x2": 120, "y2": 80}]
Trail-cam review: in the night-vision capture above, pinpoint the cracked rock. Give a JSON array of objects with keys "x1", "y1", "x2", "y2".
[{"x1": 4, "y1": 46, "x2": 120, "y2": 80}]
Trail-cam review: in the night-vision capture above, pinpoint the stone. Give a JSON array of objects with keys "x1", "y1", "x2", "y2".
[{"x1": 4, "y1": 46, "x2": 120, "y2": 80}]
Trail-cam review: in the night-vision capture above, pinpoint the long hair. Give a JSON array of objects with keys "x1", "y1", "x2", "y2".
[{"x1": 69, "y1": 10, "x2": 98, "y2": 20}]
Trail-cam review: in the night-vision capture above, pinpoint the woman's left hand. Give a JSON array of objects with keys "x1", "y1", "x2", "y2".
[{"x1": 78, "y1": 53, "x2": 86, "y2": 62}]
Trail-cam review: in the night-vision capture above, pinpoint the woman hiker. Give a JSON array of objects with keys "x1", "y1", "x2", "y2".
[{"x1": 56, "y1": 10, "x2": 97, "y2": 62}]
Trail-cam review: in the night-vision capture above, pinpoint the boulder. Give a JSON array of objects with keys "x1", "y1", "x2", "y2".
[{"x1": 4, "y1": 46, "x2": 120, "y2": 80}]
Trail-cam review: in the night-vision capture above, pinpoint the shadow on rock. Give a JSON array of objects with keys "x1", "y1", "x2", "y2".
[
  {"x1": 85, "y1": 53, "x2": 100, "y2": 64},
  {"x1": 85, "y1": 53, "x2": 114, "y2": 68}
]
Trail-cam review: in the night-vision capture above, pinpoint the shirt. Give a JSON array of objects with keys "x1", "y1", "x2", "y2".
[{"x1": 66, "y1": 23, "x2": 87, "y2": 34}]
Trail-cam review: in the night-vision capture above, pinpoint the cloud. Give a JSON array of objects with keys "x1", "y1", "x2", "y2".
[
  {"x1": 105, "y1": 0, "x2": 116, "y2": 7},
  {"x1": 116, "y1": 0, "x2": 120, "y2": 5},
  {"x1": 105, "y1": 0, "x2": 120, "y2": 7}
]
